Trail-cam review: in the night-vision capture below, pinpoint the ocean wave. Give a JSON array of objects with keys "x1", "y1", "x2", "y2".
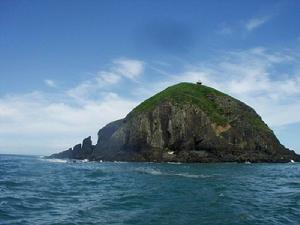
[
  {"x1": 174, "y1": 173, "x2": 210, "y2": 178},
  {"x1": 167, "y1": 162, "x2": 182, "y2": 165},
  {"x1": 40, "y1": 158, "x2": 68, "y2": 163},
  {"x1": 135, "y1": 168, "x2": 163, "y2": 175},
  {"x1": 135, "y1": 168, "x2": 212, "y2": 178},
  {"x1": 0, "y1": 201, "x2": 7, "y2": 206}
]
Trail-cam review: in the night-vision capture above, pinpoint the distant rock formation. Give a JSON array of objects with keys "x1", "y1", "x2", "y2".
[
  {"x1": 48, "y1": 82, "x2": 300, "y2": 163},
  {"x1": 50, "y1": 136, "x2": 94, "y2": 160}
]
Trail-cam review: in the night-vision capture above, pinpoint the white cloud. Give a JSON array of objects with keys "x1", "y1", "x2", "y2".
[
  {"x1": 245, "y1": 16, "x2": 271, "y2": 31},
  {"x1": 0, "y1": 90, "x2": 137, "y2": 155},
  {"x1": 44, "y1": 79, "x2": 57, "y2": 88},
  {"x1": 216, "y1": 23, "x2": 233, "y2": 35},
  {"x1": 66, "y1": 79, "x2": 97, "y2": 102},
  {"x1": 113, "y1": 58, "x2": 144, "y2": 80},
  {"x1": 67, "y1": 58, "x2": 144, "y2": 102},
  {"x1": 98, "y1": 71, "x2": 121, "y2": 84},
  {"x1": 216, "y1": 14, "x2": 273, "y2": 35}
]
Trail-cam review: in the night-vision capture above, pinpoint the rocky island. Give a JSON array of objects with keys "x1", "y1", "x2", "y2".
[{"x1": 49, "y1": 82, "x2": 300, "y2": 163}]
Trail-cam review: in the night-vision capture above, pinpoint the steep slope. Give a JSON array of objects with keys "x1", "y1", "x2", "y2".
[{"x1": 49, "y1": 82, "x2": 300, "y2": 162}]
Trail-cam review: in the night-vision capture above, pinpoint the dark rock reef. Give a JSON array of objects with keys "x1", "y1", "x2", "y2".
[{"x1": 48, "y1": 82, "x2": 300, "y2": 163}]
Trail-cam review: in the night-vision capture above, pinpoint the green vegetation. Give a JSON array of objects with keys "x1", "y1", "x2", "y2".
[
  {"x1": 130, "y1": 82, "x2": 271, "y2": 132},
  {"x1": 243, "y1": 113, "x2": 272, "y2": 133},
  {"x1": 131, "y1": 82, "x2": 228, "y2": 125}
]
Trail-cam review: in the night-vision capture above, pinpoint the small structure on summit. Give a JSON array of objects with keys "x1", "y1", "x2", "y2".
[{"x1": 196, "y1": 81, "x2": 202, "y2": 85}]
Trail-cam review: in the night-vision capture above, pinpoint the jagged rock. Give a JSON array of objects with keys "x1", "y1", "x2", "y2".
[
  {"x1": 72, "y1": 144, "x2": 82, "y2": 159},
  {"x1": 48, "y1": 137, "x2": 95, "y2": 159},
  {"x1": 49, "y1": 82, "x2": 300, "y2": 163},
  {"x1": 49, "y1": 148, "x2": 73, "y2": 159},
  {"x1": 82, "y1": 136, "x2": 94, "y2": 157}
]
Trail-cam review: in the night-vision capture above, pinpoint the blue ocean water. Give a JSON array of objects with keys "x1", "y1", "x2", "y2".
[{"x1": 0, "y1": 154, "x2": 299, "y2": 225}]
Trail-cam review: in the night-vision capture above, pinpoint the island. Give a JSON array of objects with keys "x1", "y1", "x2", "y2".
[{"x1": 48, "y1": 82, "x2": 300, "y2": 163}]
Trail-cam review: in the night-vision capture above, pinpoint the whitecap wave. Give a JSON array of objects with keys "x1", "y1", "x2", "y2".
[
  {"x1": 135, "y1": 168, "x2": 211, "y2": 178},
  {"x1": 173, "y1": 173, "x2": 213, "y2": 178},
  {"x1": 41, "y1": 158, "x2": 68, "y2": 163},
  {"x1": 173, "y1": 173, "x2": 201, "y2": 178},
  {"x1": 135, "y1": 168, "x2": 163, "y2": 175}
]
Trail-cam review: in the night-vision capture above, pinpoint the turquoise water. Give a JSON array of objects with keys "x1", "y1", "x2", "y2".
[{"x1": 0, "y1": 154, "x2": 299, "y2": 225}]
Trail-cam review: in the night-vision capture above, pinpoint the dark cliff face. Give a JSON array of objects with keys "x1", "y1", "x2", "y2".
[{"x1": 49, "y1": 83, "x2": 300, "y2": 162}]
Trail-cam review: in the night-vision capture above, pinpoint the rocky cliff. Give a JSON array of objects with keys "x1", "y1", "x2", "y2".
[{"x1": 49, "y1": 82, "x2": 300, "y2": 163}]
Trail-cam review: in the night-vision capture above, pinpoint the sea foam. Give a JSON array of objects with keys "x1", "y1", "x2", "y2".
[
  {"x1": 135, "y1": 168, "x2": 211, "y2": 178},
  {"x1": 41, "y1": 158, "x2": 68, "y2": 163}
]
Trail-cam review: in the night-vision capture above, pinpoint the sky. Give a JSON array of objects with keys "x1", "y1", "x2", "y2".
[{"x1": 1, "y1": 0, "x2": 300, "y2": 155}]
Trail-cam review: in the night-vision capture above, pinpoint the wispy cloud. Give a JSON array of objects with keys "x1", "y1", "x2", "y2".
[
  {"x1": 113, "y1": 58, "x2": 144, "y2": 80},
  {"x1": 67, "y1": 58, "x2": 144, "y2": 102},
  {"x1": 245, "y1": 16, "x2": 272, "y2": 31},
  {"x1": 44, "y1": 79, "x2": 57, "y2": 88},
  {"x1": 216, "y1": 23, "x2": 233, "y2": 35},
  {"x1": 0, "y1": 90, "x2": 137, "y2": 155},
  {"x1": 216, "y1": 14, "x2": 273, "y2": 36}
]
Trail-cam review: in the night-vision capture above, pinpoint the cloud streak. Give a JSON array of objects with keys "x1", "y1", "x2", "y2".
[
  {"x1": 67, "y1": 58, "x2": 144, "y2": 102},
  {"x1": 113, "y1": 58, "x2": 144, "y2": 80},
  {"x1": 44, "y1": 79, "x2": 57, "y2": 88},
  {"x1": 245, "y1": 16, "x2": 272, "y2": 31}
]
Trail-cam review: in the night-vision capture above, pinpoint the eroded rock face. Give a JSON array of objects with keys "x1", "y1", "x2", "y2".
[
  {"x1": 90, "y1": 101, "x2": 299, "y2": 162},
  {"x1": 49, "y1": 83, "x2": 300, "y2": 162}
]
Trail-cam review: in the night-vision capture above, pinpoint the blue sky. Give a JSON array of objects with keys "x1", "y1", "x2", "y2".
[{"x1": 1, "y1": 0, "x2": 300, "y2": 155}]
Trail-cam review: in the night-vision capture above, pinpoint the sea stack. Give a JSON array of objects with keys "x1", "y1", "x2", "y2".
[{"x1": 49, "y1": 82, "x2": 300, "y2": 163}]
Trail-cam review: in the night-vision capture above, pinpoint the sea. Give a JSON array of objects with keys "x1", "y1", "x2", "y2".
[{"x1": 0, "y1": 154, "x2": 299, "y2": 225}]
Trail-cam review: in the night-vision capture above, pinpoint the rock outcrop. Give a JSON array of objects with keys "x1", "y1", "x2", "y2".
[
  {"x1": 50, "y1": 136, "x2": 94, "y2": 160},
  {"x1": 48, "y1": 82, "x2": 300, "y2": 163}
]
